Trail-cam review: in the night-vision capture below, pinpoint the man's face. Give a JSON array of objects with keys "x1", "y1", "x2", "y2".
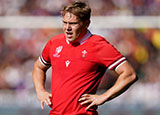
[{"x1": 62, "y1": 12, "x2": 88, "y2": 43}]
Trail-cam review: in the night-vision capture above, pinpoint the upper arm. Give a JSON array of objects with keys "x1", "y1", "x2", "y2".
[
  {"x1": 32, "y1": 58, "x2": 51, "y2": 91},
  {"x1": 34, "y1": 58, "x2": 50, "y2": 72},
  {"x1": 115, "y1": 61, "x2": 137, "y2": 81}
]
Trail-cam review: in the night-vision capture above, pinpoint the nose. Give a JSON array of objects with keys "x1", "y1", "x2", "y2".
[{"x1": 66, "y1": 23, "x2": 72, "y2": 31}]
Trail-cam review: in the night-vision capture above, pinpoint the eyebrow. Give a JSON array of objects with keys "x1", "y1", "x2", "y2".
[{"x1": 63, "y1": 20, "x2": 79, "y2": 24}]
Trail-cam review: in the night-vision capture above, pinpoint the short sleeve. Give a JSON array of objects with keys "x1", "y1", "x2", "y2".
[
  {"x1": 97, "y1": 39, "x2": 126, "y2": 70},
  {"x1": 39, "y1": 40, "x2": 51, "y2": 66}
]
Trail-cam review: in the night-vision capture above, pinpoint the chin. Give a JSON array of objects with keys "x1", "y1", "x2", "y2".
[
  {"x1": 67, "y1": 38, "x2": 72, "y2": 41},
  {"x1": 67, "y1": 37, "x2": 75, "y2": 42}
]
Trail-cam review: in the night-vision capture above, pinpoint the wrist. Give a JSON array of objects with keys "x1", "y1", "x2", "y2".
[
  {"x1": 101, "y1": 91, "x2": 112, "y2": 102},
  {"x1": 35, "y1": 87, "x2": 46, "y2": 93}
]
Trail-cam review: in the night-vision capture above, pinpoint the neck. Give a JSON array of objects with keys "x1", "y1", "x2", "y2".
[
  {"x1": 77, "y1": 29, "x2": 87, "y2": 41},
  {"x1": 66, "y1": 29, "x2": 92, "y2": 46},
  {"x1": 70, "y1": 29, "x2": 87, "y2": 46}
]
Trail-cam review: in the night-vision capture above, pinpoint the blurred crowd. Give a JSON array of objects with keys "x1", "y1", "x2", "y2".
[
  {"x1": 0, "y1": 0, "x2": 160, "y2": 112},
  {"x1": 0, "y1": 0, "x2": 160, "y2": 16}
]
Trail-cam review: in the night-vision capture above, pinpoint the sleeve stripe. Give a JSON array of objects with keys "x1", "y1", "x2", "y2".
[
  {"x1": 39, "y1": 57, "x2": 47, "y2": 66},
  {"x1": 115, "y1": 60, "x2": 127, "y2": 70},
  {"x1": 39, "y1": 55, "x2": 51, "y2": 66},
  {"x1": 108, "y1": 57, "x2": 126, "y2": 70}
]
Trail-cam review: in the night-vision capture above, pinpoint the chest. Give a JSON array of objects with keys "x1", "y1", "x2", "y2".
[{"x1": 49, "y1": 44, "x2": 101, "y2": 73}]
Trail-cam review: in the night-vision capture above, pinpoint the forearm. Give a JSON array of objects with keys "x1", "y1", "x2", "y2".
[{"x1": 102, "y1": 71, "x2": 137, "y2": 102}]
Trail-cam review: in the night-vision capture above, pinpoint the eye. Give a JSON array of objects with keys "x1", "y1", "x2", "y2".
[
  {"x1": 69, "y1": 22, "x2": 78, "y2": 25},
  {"x1": 63, "y1": 21, "x2": 67, "y2": 24}
]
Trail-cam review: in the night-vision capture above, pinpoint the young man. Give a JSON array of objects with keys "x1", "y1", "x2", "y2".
[{"x1": 32, "y1": 1, "x2": 138, "y2": 115}]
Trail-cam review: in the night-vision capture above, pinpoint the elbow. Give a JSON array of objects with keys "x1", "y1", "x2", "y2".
[{"x1": 130, "y1": 72, "x2": 138, "y2": 83}]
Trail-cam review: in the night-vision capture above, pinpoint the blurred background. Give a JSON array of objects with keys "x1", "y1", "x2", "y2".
[{"x1": 0, "y1": 0, "x2": 160, "y2": 115}]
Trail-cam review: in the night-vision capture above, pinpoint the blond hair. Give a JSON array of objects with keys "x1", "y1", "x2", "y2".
[{"x1": 61, "y1": 1, "x2": 91, "y2": 21}]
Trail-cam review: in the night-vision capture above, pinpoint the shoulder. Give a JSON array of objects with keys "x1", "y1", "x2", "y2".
[
  {"x1": 89, "y1": 34, "x2": 111, "y2": 48},
  {"x1": 43, "y1": 33, "x2": 65, "y2": 48},
  {"x1": 90, "y1": 34, "x2": 121, "y2": 55},
  {"x1": 49, "y1": 33, "x2": 65, "y2": 43}
]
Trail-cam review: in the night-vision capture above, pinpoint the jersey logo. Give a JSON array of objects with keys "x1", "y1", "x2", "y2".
[
  {"x1": 53, "y1": 46, "x2": 63, "y2": 57},
  {"x1": 82, "y1": 50, "x2": 87, "y2": 58},
  {"x1": 65, "y1": 60, "x2": 70, "y2": 67}
]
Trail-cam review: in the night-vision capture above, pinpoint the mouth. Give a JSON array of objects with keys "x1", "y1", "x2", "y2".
[{"x1": 66, "y1": 32, "x2": 73, "y2": 38}]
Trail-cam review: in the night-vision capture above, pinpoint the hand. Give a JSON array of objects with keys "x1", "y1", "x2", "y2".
[
  {"x1": 79, "y1": 94, "x2": 105, "y2": 111},
  {"x1": 37, "y1": 89, "x2": 52, "y2": 110}
]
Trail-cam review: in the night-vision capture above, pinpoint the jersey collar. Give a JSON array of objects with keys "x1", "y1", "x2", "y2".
[{"x1": 66, "y1": 30, "x2": 92, "y2": 45}]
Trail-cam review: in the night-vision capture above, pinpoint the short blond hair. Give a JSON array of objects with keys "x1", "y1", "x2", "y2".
[{"x1": 61, "y1": 1, "x2": 91, "y2": 21}]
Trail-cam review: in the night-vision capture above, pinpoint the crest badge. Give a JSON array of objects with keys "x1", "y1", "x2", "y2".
[
  {"x1": 53, "y1": 46, "x2": 63, "y2": 57},
  {"x1": 82, "y1": 50, "x2": 87, "y2": 58}
]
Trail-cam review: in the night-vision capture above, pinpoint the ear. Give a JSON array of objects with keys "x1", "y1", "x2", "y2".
[{"x1": 85, "y1": 20, "x2": 90, "y2": 28}]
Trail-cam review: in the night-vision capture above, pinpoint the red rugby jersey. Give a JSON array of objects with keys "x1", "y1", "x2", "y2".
[{"x1": 39, "y1": 31, "x2": 126, "y2": 115}]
